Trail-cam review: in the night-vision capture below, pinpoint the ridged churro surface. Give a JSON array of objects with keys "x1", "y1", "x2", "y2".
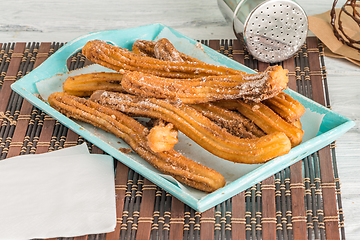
[
  {"x1": 121, "y1": 65, "x2": 288, "y2": 103},
  {"x1": 82, "y1": 40, "x2": 244, "y2": 78},
  {"x1": 48, "y1": 92, "x2": 226, "y2": 192},
  {"x1": 90, "y1": 90, "x2": 292, "y2": 164},
  {"x1": 63, "y1": 72, "x2": 124, "y2": 97},
  {"x1": 215, "y1": 99, "x2": 304, "y2": 147}
]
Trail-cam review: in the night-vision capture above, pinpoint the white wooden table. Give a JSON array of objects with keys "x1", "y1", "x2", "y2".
[{"x1": 1, "y1": 0, "x2": 359, "y2": 238}]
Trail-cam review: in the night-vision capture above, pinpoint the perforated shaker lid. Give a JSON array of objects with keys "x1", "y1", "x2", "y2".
[{"x1": 243, "y1": 0, "x2": 308, "y2": 63}]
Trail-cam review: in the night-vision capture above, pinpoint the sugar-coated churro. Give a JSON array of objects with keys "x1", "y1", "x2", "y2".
[
  {"x1": 190, "y1": 102, "x2": 264, "y2": 139},
  {"x1": 82, "y1": 39, "x2": 245, "y2": 78},
  {"x1": 48, "y1": 92, "x2": 226, "y2": 192},
  {"x1": 90, "y1": 90, "x2": 292, "y2": 164},
  {"x1": 263, "y1": 92, "x2": 305, "y2": 122},
  {"x1": 63, "y1": 72, "x2": 124, "y2": 97},
  {"x1": 215, "y1": 99, "x2": 304, "y2": 147},
  {"x1": 121, "y1": 65, "x2": 288, "y2": 103},
  {"x1": 147, "y1": 120, "x2": 178, "y2": 153},
  {"x1": 132, "y1": 38, "x2": 200, "y2": 62}
]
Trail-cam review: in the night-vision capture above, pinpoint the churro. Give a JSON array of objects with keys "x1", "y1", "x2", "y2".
[
  {"x1": 121, "y1": 65, "x2": 288, "y2": 103},
  {"x1": 215, "y1": 99, "x2": 304, "y2": 147},
  {"x1": 90, "y1": 90, "x2": 292, "y2": 164},
  {"x1": 263, "y1": 92, "x2": 305, "y2": 122},
  {"x1": 63, "y1": 72, "x2": 124, "y2": 97},
  {"x1": 48, "y1": 92, "x2": 225, "y2": 192},
  {"x1": 190, "y1": 102, "x2": 264, "y2": 139},
  {"x1": 147, "y1": 120, "x2": 178, "y2": 153},
  {"x1": 132, "y1": 38, "x2": 200, "y2": 62},
  {"x1": 82, "y1": 40, "x2": 244, "y2": 78}
]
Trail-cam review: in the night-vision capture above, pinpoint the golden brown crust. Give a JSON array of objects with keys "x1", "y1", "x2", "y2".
[
  {"x1": 90, "y1": 90, "x2": 292, "y2": 164},
  {"x1": 82, "y1": 40, "x2": 244, "y2": 79},
  {"x1": 121, "y1": 65, "x2": 288, "y2": 103},
  {"x1": 292, "y1": 120, "x2": 302, "y2": 129},
  {"x1": 132, "y1": 38, "x2": 200, "y2": 63},
  {"x1": 132, "y1": 39, "x2": 157, "y2": 57},
  {"x1": 190, "y1": 102, "x2": 264, "y2": 139},
  {"x1": 63, "y1": 72, "x2": 124, "y2": 97},
  {"x1": 48, "y1": 92, "x2": 225, "y2": 192},
  {"x1": 215, "y1": 99, "x2": 304, "y2": 147},
  {"x1": 147, "y1": 120, "x2": 178, "y2": 152},
  {"x1": 263, "y1": 92, "x2": 306, "y2": 122},
  {"x1": 153, "y1": 38, "x2": 185, "y2": 62}
]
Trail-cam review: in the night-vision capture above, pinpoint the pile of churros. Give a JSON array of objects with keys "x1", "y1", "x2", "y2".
[{"x1": 49, "y1": 38, "x2": 305, "y2": 192}]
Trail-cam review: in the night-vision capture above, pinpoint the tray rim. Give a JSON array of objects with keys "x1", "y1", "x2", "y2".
[{"x1": 10, "y1": 24, "x2": 355, "y2": 212}]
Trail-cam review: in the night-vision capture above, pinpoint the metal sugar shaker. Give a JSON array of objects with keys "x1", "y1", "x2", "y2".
[{"x1": 218, "y1": 0, "x2": 308, "y2": 63}]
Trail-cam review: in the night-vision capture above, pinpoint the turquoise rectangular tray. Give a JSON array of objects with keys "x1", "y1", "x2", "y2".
[{"x1": 11, "y1": 24, "x2": 355, "y2": 212}]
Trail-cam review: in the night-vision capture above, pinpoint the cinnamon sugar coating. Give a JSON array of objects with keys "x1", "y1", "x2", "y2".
[
  {"x1": 82, "y1": 39, "x2": 244, "y2": 78},
  {"x1": 90, "y1": 90, "x2": 292, "y2": 164},
  {"x1": 121, "y1": 65, "x2": 288, "y2": 103},
  {"x1": 48, "y1": 92, "x2": 225, "y2": 192}
]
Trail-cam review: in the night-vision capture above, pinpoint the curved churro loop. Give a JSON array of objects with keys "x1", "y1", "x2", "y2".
[
  {"x1": 82, "y1": 40, "x2": 244, "y2": 78},
  {"x1": 133, "y1": 38, "x2": 200, "y2": 62},
  {"x1": 90, "y1": 90, "x2": 292, "y2": 164},
  {"x1": 262, "y1": 92, "x2": 305, "y2": 123},
  {"x1": 215, "y1": 99, "x2": 304, "y2": 147},
  {"x1": 132, "y1": 39, "x2": 156, "y2": 57},
  {"x1": 48, "y1": 92, "x2": 225, "y2": 192},
  {"x1": 154, "y1": 38, "x2": 201, "y2": 62},
  {"x1": 121, "y1": 65, "x2": 289, "y2": 103},
  {"x1": 190, "y1": 102, "x2": 264, "y2": 139},
  {"x1": 63, "y1": 72, "x2": 124, "y2": 97}
]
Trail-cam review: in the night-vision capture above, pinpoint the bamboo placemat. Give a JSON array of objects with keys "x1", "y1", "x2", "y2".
[{"x1": 0, "y1": 37, "x2": 344, "y2": 240}]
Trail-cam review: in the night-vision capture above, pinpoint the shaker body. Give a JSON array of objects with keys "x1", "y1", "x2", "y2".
[{"x1": 218, "y1": 0, "x2": 308, "y2": 63}]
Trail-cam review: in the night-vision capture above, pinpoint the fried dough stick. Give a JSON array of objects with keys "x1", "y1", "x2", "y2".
[
  {"x1": 147, "y1": 120, "x2": 178, "y2": 153},
  {"x1": 48, "y1": 92, "x2": 225, "y2": 192},
  {"x1": 63, "y1": 72, "x2": 125, "y2": 97},
  {"x1": 90, "y1": 90, "x2": 292, "y2": 164},
  {"x1": 215, "y1": 99, "x2": 304, "y2": 147},
  {"x1": 132, "y1": 39, "x2": 156, "y2": 57},
  {"x1": 132, "y1": 38, "x2": 200, "y2": 62},
  {"x1": 189, "y1": 102, "x2": 264, "y2": 139},
  {"x1": 82, "y1": 40, "x2": 244, "y2": 79},
  {"x1": 121, "y1": 65, "x2": 289, "y2": 103},
  {"x1": 263, "y1": 92, "x2": 306, "y2": 123}
]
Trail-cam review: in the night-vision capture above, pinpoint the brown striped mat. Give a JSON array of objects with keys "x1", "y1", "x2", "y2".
[{"x1": 0, "y1": 37, "x2": 344, "y2": 240}]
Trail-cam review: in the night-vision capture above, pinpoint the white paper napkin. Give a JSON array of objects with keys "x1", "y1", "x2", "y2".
[{"x1": 0, "y1": 143, "x2": 116, "y2": 240}]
